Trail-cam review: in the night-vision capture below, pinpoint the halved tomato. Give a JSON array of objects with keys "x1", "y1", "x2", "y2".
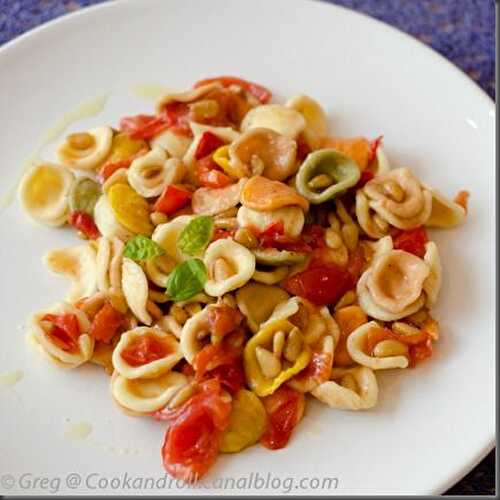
[
  {"x1": 41, "y1": 313, "x2": 81, "y2": 352},
  {"x1": 120, "y1": 335, "x2": 170, "y2": 367},
  {"x1": 88, "y1": 301, "x2": 125, "y2": 344}
]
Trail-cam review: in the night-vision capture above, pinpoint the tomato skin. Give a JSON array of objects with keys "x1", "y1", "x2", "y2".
[
  {"x1": 207, "y1": 304, "x2": 244, "y2": 339},
  {"x1": 68, "y1": 211, "x2": 100, "y2": 239},
  {"x1": 195, "y1": 156, "x2": 232, "y2": 189},
  {"x1": 408, "y1": 337, "x2": 433, "y2": 367},
  {"x1": 355, "y1": 170, "x2": 375, "y2": 189},
  {"x1": 368, "y1": 135, "x2": 384, "y2": 164},
  {"x1": 121, "y1": 336, "x2": 170, "y2": 367},
  {"x1": 194, "y1": 76, "x2": 272, "y2": 104},
  {"x1": 97, "y1": 148, "x2": 149, "y2": 182},
  {"x1": 195, "y1": 132, "x2": 226, "y2": 160},
  {"x1": 159, "y1": 102, "x2": 192, "y2": 136},
  {"x1": 257, "y1": 221, "x2": 312, "y2": 253},
  {"x1": 283, "y1": 264, "x2": 352, "y2": 306},
  {"x1": 42, "y1": 313, "x2": 80, "y2": 352},
  {"x1": 260, "y1": 386, "x2": 304, "y2": 450},
  {"x1": 212, "y1": 227, "x2": 236, "y2": 241},
  {"x1": 392, "y1": 226, "x2": 428, "y2": 258},
  {"x1": 120, "y1": 114, "x2": 168, "y2": 140},
  {"x1": 88, "y1": 302, "x2": 125, "y2": 343},
  {"x1": 158, "y1": 379, "x2": 232, "y2": 482},
  {"x1": 302, "y1": 224, "x2": 326, "y2": 249},
  {"x1": 154, "y1": 185, "x2": 192, "y2": 215},
  {"x1": 292, "y1": 352, "x2": 333, "y2": 387},
  {"x1": 192, "y1": 344, "x2": 239, "y2": 380}
]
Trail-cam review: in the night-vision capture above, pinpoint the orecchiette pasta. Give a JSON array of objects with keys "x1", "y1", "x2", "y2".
[
  {"x1": 58, "y1": 127, "x2": 113, "y2": 170},
  {"x1": 360, "y1": 167, "x2": 433, "y2": 230},
  {"x1": 127, "y1": 147, "x2": 186, "y2": 198},
  {"x1": 179, "y1": 306, "x2": 210, "y2": 363},
  {"x1": 252, "y1": 266, "x2": 290, "y2": 285},
  {"x1": 192, "y1": 177, "x2": 247, "y2": 216},
  {"x1": 27, "y1": 302, "x2": 93, "y2": 368},
  {"x1": 96, "y1": 236, "x2": 124, "y2": 293},
  {"x1": 311, "y1": 366, "x2": 378, "y2": 410},
  {"x1": 111, "y1": 370, "x2": 188, "y2": 415},
  {"x1": 102, "y1": 168, "x2": 129, "y2": 193},
  {"x1": 357, "y1": 249, "x2": 429, "y2": 321},
  {"x1": 422, "y1": 241, "x2": 442, "y2": 307},
  {"x1": 18, "y1": 162, "x2": 75, "y2": 226},
  {"x1": 121, "y1": 258, "x2": 152, "y2": 325},
  {"x1": 155, "y1": 82, "x2": 222, "y2": 112},
  {"x1": 241, "y1": 104, "x2": 306, "y2": 139},
  {"x1": 43, "y1": 243, "x2": 97, "y2": 302},
  {"x1": 112, "y1": 327, "x2": 183, "y2": 379},
  {"x1": 237, "y1": 205, "x2": 304, "y2": 237},
  {"x1": 151, "y1": 129, "x2": 193, "y2": 159},
  {"x1": 425, "y1": 186, "x2": 467, "y2": 228},
  {"x1": 203, "y1": 239, "x2": 256, "y2": 296},
  {"x1": 347, "y1": 321, "x2": 409, "y2": 370},
  {"x1": 228, "y1": 128, "x2": 297, "y2": 181},
  {"x1": 286, "y1": 94, "x2": 328, "y2": 149}
]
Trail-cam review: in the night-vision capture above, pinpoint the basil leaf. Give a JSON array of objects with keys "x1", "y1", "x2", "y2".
[
  {"x1": 166, "y1": 258, "x2": 207, "y2": 301},
  {"x1": 69, "y1": 177, "x2": 101, "y2": 214},
  {"x1": 123, "y1": 235, "x2": 165, "y2": 261},
  {"x1": 177, "y1": 216, "x2": 214, "y2": 256}
]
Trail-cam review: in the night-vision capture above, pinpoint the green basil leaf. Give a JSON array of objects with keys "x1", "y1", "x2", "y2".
[
  {"x1": 123, "y1": 235, "x2": 165, "y2": 261},
  {"x1": 177, "y1": 216, "x2": 214, "y2": 256},
  {"x1": 166, "y1": 258, "x2": 207, "y2": 301},
  {"x1": 69, "y1": 177, "x2": 101, "y2": 214}
]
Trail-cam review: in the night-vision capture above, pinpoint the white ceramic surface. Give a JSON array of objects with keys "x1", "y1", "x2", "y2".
[{"x1": 0, "y1": 0, "x2": 495, "y2": 495}]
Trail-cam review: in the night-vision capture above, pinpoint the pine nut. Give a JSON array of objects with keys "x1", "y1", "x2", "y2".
[
  {"x1": 234, "y1": 227, "x2": 259, "y2": 249},
  {"x1": 383, "y1": 180, "x2": 405, "y2": 202},
  {"x1": 212, "y1": 258, "x2": 234, "y2": 281},
  {"x1": 327, "y1": 212, "x2": 341, "y2": 231},
  {"x1": 335, "y1": 199, "x2": 355, "y2": 225},
  {"x1": 373, "y1": 339, "x2": 409, "y2": 357},
  {"x1": 328, "y1": 245, "x2": 349, "y2": 266},
  {"x1": 156, "y1": 315, "x2": 182, "y2": 339},
  {"x1": 215, "y1": 207, "x2": 238, "y2": 219},
  {"x1": 255, "y1": 347, "x2": 282, "y2": 379},
  {"x1": 341, "y1": 224, "x2": 359, "y2": 252},
  {"x1": 67, "y1": 132, "x2": 94, "y2": 150},
  {"x1": 325, "y1": 228, "x2": 343, "y2": 249},
  {"x1": 373, "y1": 213, "x2": 389, "y2": 232},
  {"x1": 156, "y1": 254, "x2": 177, "y2": 274},
  {"x1": 308, "y1": 173, "x2": 333, "y2": 190},
  {"x1": 150, "y1": 211, "x2": 168, "y2": 226},
  {"x1": 392, "y1": 322, "x2": 421, "y2": 337},
  {"x1": 170, "y1": 304, "x2": 188, "y2": 325},
  {"x1": 284, "y1": 327, "x2": 303, "y2": 362},
  {"x1": 189, "y1": 99, "x2": 219, "y2": 120},
  {"x1": 334, "y1": 290, "x2": 357, "y2": 310},
  {"x1": 340, "y1": 373, "x2": 358, "y2": 392},
  {"x1": 407, "y1": 309, "x2": 429, "y2": 326},
  {"x1": 146, "y1": 300, "x2": 163, "y2": 320},
  {"x1": 148, "y1": 290, "x2": 170, "y2": 304},
  {"x1": 273, "y1": 330, "x2": 286, "y2": 359}
]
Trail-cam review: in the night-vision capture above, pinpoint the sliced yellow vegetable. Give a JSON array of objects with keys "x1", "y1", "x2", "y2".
[
  {"x1": 220, "y1": 389, "x2": 267, "y2": 453},
  {"x1": 107, "y1": 184, "x2": 153, "y2": 236},
  {"x1": 212, "y1": 145, "x2": 246, "y2": 179},
  {"x1": 106, "y1": 132, "x2": 147, "y2": 164},
  {"x1": 244, "y1": 319, "x2": 311, "y2": 397}
]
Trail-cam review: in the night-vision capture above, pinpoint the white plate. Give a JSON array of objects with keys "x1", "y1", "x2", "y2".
[{"x1": 0, "y1": 0, "x2": 495, "y2": 496}]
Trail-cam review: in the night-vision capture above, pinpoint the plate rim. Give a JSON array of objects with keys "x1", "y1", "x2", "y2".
[{"x1": 0, "y1": 0, "x2": 495, "y2": 495}]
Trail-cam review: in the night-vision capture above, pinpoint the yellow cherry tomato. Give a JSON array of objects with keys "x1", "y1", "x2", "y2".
[
  {"x1": 106, "y1": 132, "x2": 147, "y2": 164},
  {"x1": 220, "y1": 389, "x2": 267, "y2": 453},
  {"x1": 107, "y1": 184, "x2": 153, "y2": 236}
]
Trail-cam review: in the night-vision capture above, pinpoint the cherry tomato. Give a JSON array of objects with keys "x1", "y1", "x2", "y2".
[
  {"x1": 195, "y1": 132, "x2": 226, "y2": 160},
  {"x1": 159, "y1": 379, "x2": 231, "y2": 482},
  {"x1": 454, "y1": 190, "x2": 470, "y2": 213},
  {"x1": 42, "y1": 313, "x2": 80, "y2": 352},
  {"x1": 301, "y1": 224, "x2": 326, "y2": 249},
  {"x1": 212, "y1": 227, "x2": 236, "y2": 241},
  {"x1": 207, "y1": 304, "x2": 244, "y2": 339},
  {"x1": 257, "y1": 221, "x2": 312, "y2": 253},
  {"x1": 367, "y1": 134, "x2": 384, "y2": 164},
  {"x1": 120, "y1": 335, "x2": 171, "y2": 367},
  {"x1": 408, "y1": 337, "x2": 433, "y2": 367},
  {"x1": 355, "y1": 170, "x2": 375, "y2": 189},
  {"x1": 283, "y1": 264, "x2": 352, "y2": 306},
  {"x1": 291, "y1": 352, "x2": 333, "y2": 387},
  {"x1": 195, "y1": 156, "x2": 232, "y2": 189},
  {"x1": 68, "y1": 211, "x2": 100, "y2": 239},
  {"x1": 154, "y1": 185, "x2": 192, "y2": 215},
  {"x1": 159, "y1": 102, "x2": 192, "y2": 136},
  {"x1": 210, "y1": 360, "x2": 246, "y2": 395},
  {"x1": 97, "y1": 148, "x2": 149, "y2": 182},
  {"x1": 120, "y1": 114, "x2": 168, "y2": 140},
  {"x1": 392, "y1": 226, "x2": 428, "y2": 258},
  {"x1": 260, "y1": 386, "x2": 304, "y2": 450},
  {"x1": 88, "y1": 301, "x2": 125, "y2": 344},
  {"x1": 192, "y1": 344, "x2": 240, "y2": 381},
  {"x1": 194, "y1": 76, "x2": 272, "y2": 104}
]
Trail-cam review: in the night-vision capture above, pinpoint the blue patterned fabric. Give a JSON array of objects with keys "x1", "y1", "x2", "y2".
[{"x1": 0, "y1": 0, "x2": 495, "y2": 495}]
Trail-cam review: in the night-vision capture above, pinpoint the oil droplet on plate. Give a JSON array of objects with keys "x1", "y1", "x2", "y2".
[
  {"x1": 64, "y1": 421, "x2": 93, "y2": 440},
  {"x1": 0, "y1": 370, "x2": 24, "y2": 388}
]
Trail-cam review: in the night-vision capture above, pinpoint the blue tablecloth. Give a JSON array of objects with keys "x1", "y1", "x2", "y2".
[{"x1": 0, "y1": 0, "x2": 495, "y2": 495}]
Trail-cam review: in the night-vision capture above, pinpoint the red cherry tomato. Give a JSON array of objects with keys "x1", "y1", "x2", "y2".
[
  {"x1": 302, "y1": 224, "x2": 326, "y2": 249},
  {"x1": 97, "y1": 148, "x2": 149, "y2": 182},
  {"x1": 41, "y1": 313, "x2": 81, "y2": 352},
  {"x1": 392, "y1": 226, "x2": 428, "y2": 258},
  {"x1": 192, "y1": 344, "x2": 239, "y2": 381},
  {"x1": 154, "y1": 185, "x2": 192, "y2": 215},
  {"x1": 408, "y1": 337, "x2": 433, "y2": 367},
  {"x1": 120, "y1": 335, "x2": 171, "y2": 367},
  {"x1": 283, "y1": 264, "x2": 352, "y2": 306},
  {"x1": 68, "y1": 211, "x2": 100, "y2": 240},
  {"x1": 367, "y1": 134, "x2": 384, "y2": 164},
  {"x1": 212, "y1": 227, "x2": 236, "y2": 241},
  {"x1": 261, "y1": 386, "x2": 304, "y2": 450},
  {"x1": 88, "y1": 301, "x2": 125, "y2": 344},
  {"x1": 291, "y1": 352, "x2": 333, "y2": 388},
  {"x1": 159, "y1": 102, "x2": 192, "y2": 136},
  {"x1": 195, "y1": 156, "x2": 232, "y2": 189},
  {"x1": 194, "y1": 76, "x2": 272, "y2": 104},
  {"x1": 158, "y1": 379, "x2": 231, "y2": 482},
  {"x1": 207, "y1": 304, "x2": 244, "y2": 339},
  {"x1": 195, "y1": 132, "x2": 226, "y2": 160},
  {"x1": 257, "y1": 221, "x2": 312, "y2": 253},
  {"x1": 120, "y1": 114, "x2": 168, "y2": 140},
  {"x1": 355, "y1": 170, "x2": 375, "y2": 189}
]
